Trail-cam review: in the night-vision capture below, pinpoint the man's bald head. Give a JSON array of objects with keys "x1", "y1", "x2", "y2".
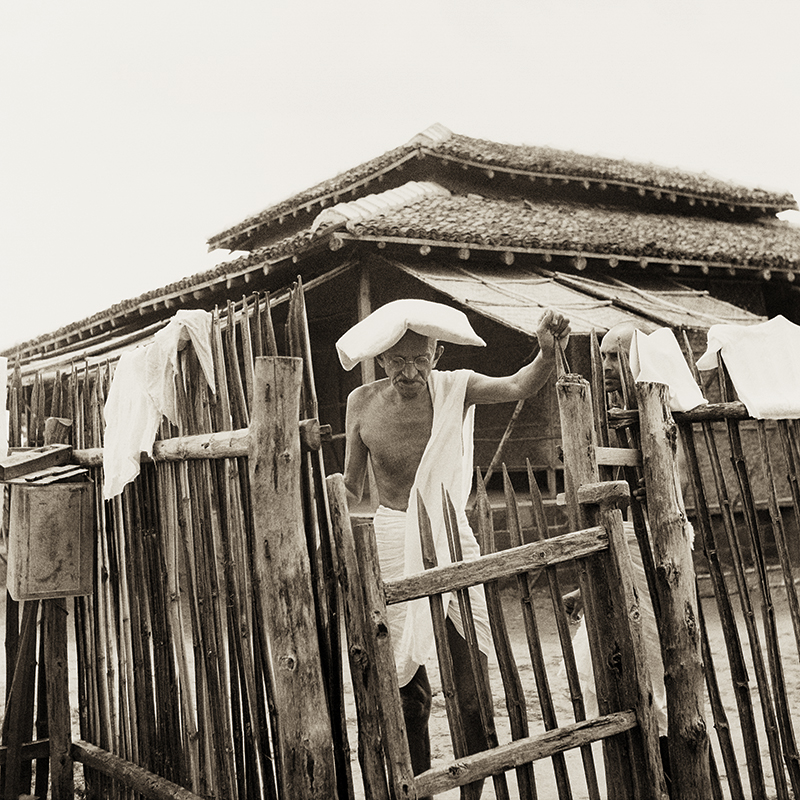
[{"x1": 600, "y1": 322, "x2": 643, "y2": 394}]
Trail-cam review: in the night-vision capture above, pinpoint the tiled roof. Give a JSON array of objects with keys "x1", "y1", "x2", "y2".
[
  {"x1": 344, "y1": 194, "x2": 800, "y2": 271},
  {"x1": 207, "y1": 124, "x2": 797, "y2": 250},
  {"x1": 436, "y1": 133, "x2": 796, "y2": 209},
  {"x1": 310, "y1": 181, "x2": 450, "y2": 233}
]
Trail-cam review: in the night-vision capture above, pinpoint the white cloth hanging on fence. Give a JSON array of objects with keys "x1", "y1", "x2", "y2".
[
  {"x1": 103, "y1": 310, "x2": 215, "y2": 499},
  {"x1": 630, "y1": 328, "x2": 707, "y2": 412},
  {"x1": 696, "y1": 315, "x2": 800, "y2": 419},
  {"x1": 373, "y1": 369, "x2": 491, "y2": 687}
]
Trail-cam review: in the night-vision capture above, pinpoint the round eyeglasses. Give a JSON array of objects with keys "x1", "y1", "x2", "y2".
[{"x1": 383, "y1": 355, "x2": 433, "y2": 372}]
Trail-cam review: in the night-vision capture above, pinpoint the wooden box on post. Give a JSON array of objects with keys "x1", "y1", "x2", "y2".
[{"x1": 7, "y1": 480, "x2": 94, "y2": 601}]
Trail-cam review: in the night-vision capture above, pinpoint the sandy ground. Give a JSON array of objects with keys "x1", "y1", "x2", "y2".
[
  {"x1": 2, "y1": 552, "x2": 798, "y2": 800},
  {"x1": 344, "y1": 578, "x2": 800, "y2": 800}
]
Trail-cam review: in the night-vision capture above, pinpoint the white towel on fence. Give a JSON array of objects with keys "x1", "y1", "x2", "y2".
[
  {"x1": 372, "y1": 369, "x2": 491, "y2": 687},
  {"x1": 630, "y1": 328, "x2": 707, "y2": 413},
  {"x1": 103, "y1": 310, "x2": 215, "y2": 499},
  {"x1": 696, "y1": 315, "x2": 800, "y2": 419}
]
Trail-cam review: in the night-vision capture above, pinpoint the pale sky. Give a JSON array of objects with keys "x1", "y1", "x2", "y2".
[{"x1": 2, "y1": 0, "x2": 799, "y2": 351}]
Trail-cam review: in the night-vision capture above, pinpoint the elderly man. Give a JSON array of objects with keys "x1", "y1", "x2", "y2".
[{"x1": 339, "y1": 299, "x2": 570, "y2": 795}]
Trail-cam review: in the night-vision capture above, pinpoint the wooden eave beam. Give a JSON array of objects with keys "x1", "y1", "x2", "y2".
[
  {"x1": 418, "y1": 148, "x2": 788, "y2": 215},
  {"x1": 335, "y1": 232, "x2": 796, "y2": 277}
]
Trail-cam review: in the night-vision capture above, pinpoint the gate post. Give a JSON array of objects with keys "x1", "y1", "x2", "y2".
[
  {"x1": 637, "y1": 382, "x2": 711, "y2": 798},
  {"x1": 557, "y1": 373, "x2": 667, "y2": 800},
  {"x1": 249, "y1": 357, "x2": 335, "y2": 798}
]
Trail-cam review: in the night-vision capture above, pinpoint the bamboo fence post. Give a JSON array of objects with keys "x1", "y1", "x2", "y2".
[
  {"x1": 678, "y1": 420, "x2": 766, "y2": 799},
  {"x1": 249, "y1": 356, "x2": 335, "y2": 798},
  {"x1": 326, "y1": 474, "x2": 391, "y2": 800},
  {"x1": 776, "y1": 421, "x2": 800, "y2": 659},
  {"x1": 713, "y1": 356, "x2": 793, "y2": 798},
  {"x1": 637, "y1": 382, "x2": 711, "y2": 799},
  {"x1": 2, "y1": 600, "x2": 39, "y2": 800},
  {"x1": 501, "y1": 467, "x2": 572, "y2": 799},
  {"x1": 441, "y1": 489, "x2": 509, "y2": 800},
  {"x1": 756, "y1": 422, "x2": 800, "y2": 794},
  {"x1": 525, "y1": 459, "x2": 601, "y2": 800},
  {"x1": 289, "y1": 278, "x2": 351, "y2": 800},
  {"x1": 713, "y1": 409, "x2": 790, "y2": 799},
  {"x1": 473, "y1": 472, "x2": 537, "y2": 799}
]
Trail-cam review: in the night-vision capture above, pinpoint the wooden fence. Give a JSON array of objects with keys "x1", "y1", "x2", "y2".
[
  {"x1": 595, "y1": 338, "x2": 800, "y2": 800},
  {"x1": 2, "y1": 300, "x2": 800, "y2": 800},
  {"x1": 1, "y1": 286, "x2": 349, "y2": 799}
]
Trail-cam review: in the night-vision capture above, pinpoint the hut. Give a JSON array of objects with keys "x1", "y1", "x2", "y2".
[{"x1": 4, "y1": 123, "x2": 799, "y2": 506}]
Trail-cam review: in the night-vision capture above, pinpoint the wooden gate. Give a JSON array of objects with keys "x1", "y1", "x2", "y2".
[{"x1": 327, "y1": 470, "x2": 668, "y2": 799}]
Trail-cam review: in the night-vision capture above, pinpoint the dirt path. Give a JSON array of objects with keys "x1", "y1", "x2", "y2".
[
  {"x1": 2, "y1": 555, "x2": 796, "y2": 799},
  {"x1": 344, "y1": 583, "x2": 799, "y2": 799}
]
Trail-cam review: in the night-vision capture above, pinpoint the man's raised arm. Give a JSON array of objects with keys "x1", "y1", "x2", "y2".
[{"x1": 465, "y1": 309, "x2": 571, "y2": 405}]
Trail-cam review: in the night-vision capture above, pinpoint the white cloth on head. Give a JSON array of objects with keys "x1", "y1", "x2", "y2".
[
  {"x1": 372, "y1": 369, "x2": 492, "y2": 687},
  {"x1": 103, "y1": 310, "x2": 215, "y2": 499},
  {"x1": 630, "y1": 328, "x2": 707, "y2": 412},
  {"x1": 336, "y1": 299, "x2": 485, "y2": 371},
  {"x1": 696, "y1": 315, "x2": 800, "y2": 419}
]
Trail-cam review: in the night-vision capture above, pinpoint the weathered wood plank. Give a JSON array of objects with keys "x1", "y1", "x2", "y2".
[
  {"x1": 383, "y1": 526, "x2": 608, "y2": 605},
  {"x1": 249, "y1": 357, "x2": 335, "y2": 799},
  {"x1": 414, "y1": 711, "x2": 637, "y2": 796},
  {"x1": 71, "y1": 739, "x2": 205, "y2": 800},
  {"x1": 595, "y1": 446, "x2": 642, "y2": 467},
  {"x1": 0, "y1": 444, "x2": 72, "y2": 480},
  {"x1": 638, "y1": 382, "x2": 712, "y2": 799}
]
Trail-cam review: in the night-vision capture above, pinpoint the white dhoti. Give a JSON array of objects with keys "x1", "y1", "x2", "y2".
[
  {"x1": 374, "y1": 505, "x2": 492, "y2": 687},
  {"x1": 374, "y1": 369, "x2": 493, "y2": 688}
]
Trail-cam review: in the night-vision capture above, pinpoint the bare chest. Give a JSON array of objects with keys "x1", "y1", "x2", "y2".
[{"x1": 359, "y1": 396, "x2": 433, "y2": 479}]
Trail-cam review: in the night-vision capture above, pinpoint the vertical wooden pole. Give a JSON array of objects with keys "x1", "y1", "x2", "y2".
[
  {"x1": 249, "y1": 357, "x2": 335, "y2": 799},
  {"x1": 577, "y1": 482, "x2": 669, "y2": 800},
  {"x1": 557, "y1": 374, "x2": 599, "y2": 532},
  {"x1": 42, "y1": 416, "x2": 75, "y2": 800},
  {"x1": 556, "y1": 373, "x2": 667, "y2": 800},
  {"x1": 637, "y1": 383, "x2": 711, "y2": 799},
  {"x1": 357, "y1": 264, "x2": 375, "y2": 386},
  {"x1": 350, "y1": 517, "x2": 417, "y2": 800},
  {"x1": 326, "y1": 474, "x2": 391, "y2": 800},
  {"x1": 43, "y1": 599, "x2": 72, "y2": 799}
]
